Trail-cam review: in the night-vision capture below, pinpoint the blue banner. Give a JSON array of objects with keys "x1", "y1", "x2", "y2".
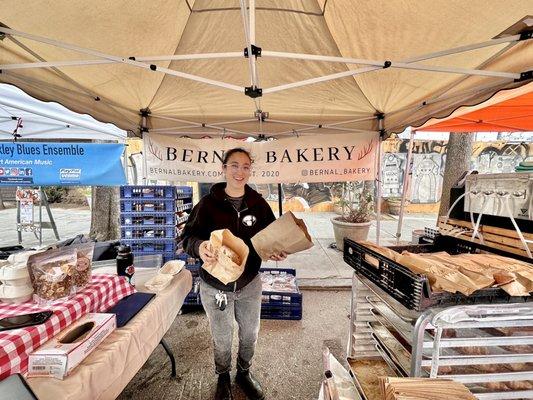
[{"x1": 0, "y1": 142, "x2": 126, "y2": 186}]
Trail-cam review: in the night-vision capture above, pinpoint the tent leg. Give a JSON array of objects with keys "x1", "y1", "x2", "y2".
[
  {"x1": 375, "y1": 136, "x2": 383, "y2": 245},
  {"x1": 122, "y1": 146, "x2": 129, "y2": 184},
  {"x1": 396, "y1": 130, "x2": 415, "y2": 244},
  {"x1": 277, "y1": 184, "x2": 283, "y2": 217}
]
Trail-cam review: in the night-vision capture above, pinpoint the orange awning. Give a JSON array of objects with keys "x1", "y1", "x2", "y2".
[{"x1": 415, "y1": 83, "x2": 533, "y2": 132}]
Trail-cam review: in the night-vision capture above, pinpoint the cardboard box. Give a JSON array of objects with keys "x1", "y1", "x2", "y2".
[{"x1": 28, "y1": 313, "x2": 116, "y2": 379}]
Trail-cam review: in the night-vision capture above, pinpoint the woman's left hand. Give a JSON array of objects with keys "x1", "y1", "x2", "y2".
[{"x1": 269, "y1": 251, "x2": 287, "y2": 261}]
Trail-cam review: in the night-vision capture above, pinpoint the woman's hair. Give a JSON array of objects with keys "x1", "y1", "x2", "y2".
[{"x1": 222, "y1": 147, "x2": 252, "y2": 164}]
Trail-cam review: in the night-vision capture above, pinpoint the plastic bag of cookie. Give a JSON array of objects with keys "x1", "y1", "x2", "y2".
[
  {"x1": 27, "y1": 247, "x2": 78, "y2": 305},
  {"x1": 66, "y1": 242, "x2": 95, "y2": 290}
]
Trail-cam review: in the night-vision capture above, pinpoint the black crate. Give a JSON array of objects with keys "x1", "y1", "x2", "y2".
[{"x1": 343, "y1": 236, "x2": 532, "y2": 311}]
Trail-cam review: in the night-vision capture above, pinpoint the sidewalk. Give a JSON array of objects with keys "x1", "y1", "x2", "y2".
[{"x1": 0, "y1": 206, "x2": 437, "y2": 288}]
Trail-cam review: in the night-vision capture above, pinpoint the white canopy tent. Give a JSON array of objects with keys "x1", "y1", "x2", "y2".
[
  {"x1": 0, "y1": 1, "x2": 532, "y2": 244},
  {"x1": 0, "y1": 84, "x2": 126, "y2": 141},
  {"x1": 0, "y1": 1, "x2": 531, "y2": 139}
]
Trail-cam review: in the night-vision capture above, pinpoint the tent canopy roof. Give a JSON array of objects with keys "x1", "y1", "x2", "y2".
[
  {"x1": 415, "y1": 82, "x2": 533, "y2": 132},
  {"x1": 0, "y1": 1, "x2": 531, "y2": 138}
]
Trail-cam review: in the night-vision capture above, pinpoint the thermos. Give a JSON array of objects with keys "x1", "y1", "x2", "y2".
[{"x1": 116, "y1": 245, "x2": 135, "y2": 286}]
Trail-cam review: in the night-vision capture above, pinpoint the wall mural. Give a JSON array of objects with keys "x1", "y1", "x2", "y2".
[{"x1": 127, "y1": 138, "x2": 532, "y2": 210}]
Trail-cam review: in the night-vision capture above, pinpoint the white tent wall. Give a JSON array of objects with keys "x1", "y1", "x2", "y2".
[{"x1": 0, "y1": 1, "x2": 531, "y2": 138}]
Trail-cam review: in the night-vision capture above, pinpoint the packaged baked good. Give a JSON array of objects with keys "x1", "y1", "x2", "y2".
[
  {"x1": 218, "y1": 245, "x2": 241, "y2": 266},
  {"x1": 69, "y1": 242, "x2": 94, "y2": 290},
  {"x1": 27, "y1": 247, "x2": 77, "y2": 304},
  {"x1": 202, "y1": 229, "x2": 249, "y2": 285}
]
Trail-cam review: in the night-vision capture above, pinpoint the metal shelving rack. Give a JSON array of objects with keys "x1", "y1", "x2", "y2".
[{"x1": 346, "y1": 254, "x2": 533, "y2": 400}]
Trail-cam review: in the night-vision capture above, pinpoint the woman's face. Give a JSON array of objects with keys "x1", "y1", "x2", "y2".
[{"x1": 223, "y1": 151, "x2": 252, "y2": 191}]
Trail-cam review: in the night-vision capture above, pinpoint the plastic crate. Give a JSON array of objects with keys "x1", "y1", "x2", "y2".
[
  {"x1": 343, "y1": 236, "x2": 532, "y2": 311},
  {"x1": 260, "y1": 305, "x2": 302, "y2": 320},
  {"x1": 120, "y1": 199, "x2": 176, "y2": 213},
  {"x1": 176, "y1": 214, "x2": 189, "y2": 225},
  {"x1": 131, "y1": 249, "x2": 175, "y2": 260},
  {"x1": 121, "y1": 213, "x2": 176, "y2": 227},
  {"x1": 121, "y1": 226, "x2": 176, "y2": 240},
  {"x1": 260, "y1": 268, "x2": 302, "y2": 307},
  {"x1": 183, "y1": 276, "x2": 202, "y2": 306},
  {"x1": 176, "y1": 187, "x2": 193, "y2": 199},
  {"x1": 176, "y1": 203, "x2": 193, "y2": 212},
  {"x1": 177, "y1": 253, "x2": 202, "y2": 273},
  {"x1": 122, "y1": 238, "x2": 176, "y2": 253},
  {"x1": 120, "y1": 185, "x2": 177, "y2": 199},
  {"x1": 183, "y1": 292, "x2": 202, "y2": 306}
]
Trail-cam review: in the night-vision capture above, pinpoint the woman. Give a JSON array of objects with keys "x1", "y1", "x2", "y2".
[{"x1": 182, "y1": 147, "x2": 286, "y2": 400}]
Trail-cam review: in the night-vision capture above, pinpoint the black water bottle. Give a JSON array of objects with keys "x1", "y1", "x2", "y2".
[{"x1": 116, "y1": 245, "x2": 135, "y2": 286}]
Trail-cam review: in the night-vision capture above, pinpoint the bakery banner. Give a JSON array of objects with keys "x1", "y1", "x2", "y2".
[
  {"x1": 144, "y1": 132, "x2": 378, "y2": 184},
  {"x1": 0, "y1": 142, "x2": 126, "y2": 186}
]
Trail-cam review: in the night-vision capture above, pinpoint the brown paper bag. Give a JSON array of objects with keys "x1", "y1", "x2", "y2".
[
  {"x1": 251, "y1": 211, "x2": 313, "y2": 261},
  {"x1": 202, "y1": 229, "x2": 249, "y2": 285}
]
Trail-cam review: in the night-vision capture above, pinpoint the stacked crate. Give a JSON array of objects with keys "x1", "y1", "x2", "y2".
[
  {"x1": 178, "y1": 253, "x2": 203, "y2": 307},
  {"x1": 260, "y1": 268, "x2": 302, "y2": 320},
  {"x1": 120, "y1": 185, "x2": 193, "y2": 263}
]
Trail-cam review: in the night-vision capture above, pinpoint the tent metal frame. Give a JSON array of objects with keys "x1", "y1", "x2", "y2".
[
  {"x1": 0, "y1": 16, "x2": 528, "y2": 138},
  {"x1": 0, "y1": 3, "x2": 531, "y2": 245}
]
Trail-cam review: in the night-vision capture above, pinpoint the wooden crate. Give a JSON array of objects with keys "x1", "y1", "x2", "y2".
[{"x1": 437, "y1": 216, "x2": 533, "y2": 258}]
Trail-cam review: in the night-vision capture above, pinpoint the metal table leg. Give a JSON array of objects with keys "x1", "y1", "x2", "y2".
[{"x1": 159, "y1": 338, "x2": 176, "y2": 377}]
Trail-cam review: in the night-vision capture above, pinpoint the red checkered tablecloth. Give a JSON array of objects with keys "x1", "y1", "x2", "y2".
[{"x1": 0, "y1": 274, "x2": 135, "y2": 379}]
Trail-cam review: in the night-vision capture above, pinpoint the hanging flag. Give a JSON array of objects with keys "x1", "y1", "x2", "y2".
[{"x1": 0, "y1": 142, "x2": 126, "y2": 186}]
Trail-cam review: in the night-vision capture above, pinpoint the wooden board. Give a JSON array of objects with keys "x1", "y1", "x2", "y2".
[
  {"x1": 438, "y1": 216, "x2": 533, "y2": 241},
  {"x1": 438, "y1": 218, "x2": 533, "y2": 259}
]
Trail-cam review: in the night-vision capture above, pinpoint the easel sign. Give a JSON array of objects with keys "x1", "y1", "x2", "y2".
[
  {"x1": 16, "y1": 188, "x2": 40, "y2": 231},
  {"x1": 15, "y1": 187, "x2": 60, "y2": 245}
]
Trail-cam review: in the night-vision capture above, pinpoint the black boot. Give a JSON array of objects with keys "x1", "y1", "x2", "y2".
[
  {"x1": 235, "y1": 370, "x2": 265, "y2": 400},
  {"x1": 215, "y1": 372, "x2": 233, "y2": 400}
]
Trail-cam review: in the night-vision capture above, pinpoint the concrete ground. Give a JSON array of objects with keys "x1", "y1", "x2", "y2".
[{"x1": 117, "y1": 289, "x2": 351, "y2": 400}]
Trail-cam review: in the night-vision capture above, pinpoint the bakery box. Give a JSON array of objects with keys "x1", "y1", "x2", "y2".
[{"x1": 28, "y1": 313, "x2": 116, "y2": 379}]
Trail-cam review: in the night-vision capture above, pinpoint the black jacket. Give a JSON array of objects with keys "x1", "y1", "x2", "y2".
[{"x1": 182, "y1": 182, "x2": 276, "y2": 291}]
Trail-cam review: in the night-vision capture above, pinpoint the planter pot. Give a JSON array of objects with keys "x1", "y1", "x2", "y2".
[
  {"x1": 387, "y1": 199, "x2": 409, "y2": 216},
  {"x1": 331, "y1": 217, "x2": 371, "y2": 252}
]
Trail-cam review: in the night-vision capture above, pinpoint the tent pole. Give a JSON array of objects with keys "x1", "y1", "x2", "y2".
[
  {"x1": 261, "y1": 34, "x2": 523, "y2": 64},
  {"x1": 376, "y1": 117, "x2": 384, "y2": 245},
  {"x1": 3, "y1": 32, "x2": 522, "y2": 71},
  {"x1": 264, "y1": 63, "x2": 518, "y2": 95},
  {"x1": 0, "y1": 28, "x2": 244, "y2": 93},
  {"x1": 123, "y1": 145, "x2": 129, "y2": 184},
  {"x1": 0, "y1": 53, "x2": 244, "y2": 71},
  {"x1": 277, "y1": 126, "x2": 376, "y2": 136},
  {"x1": 278, "y1": 184, "x2": 283, "y2": 217},
  {"x1": 396, "y1": 129, "x2": 415, "y2": 245},
  {"x1": 149, "y1": 114, "x2": 252, "y2": 136},
  {"x1": 239, "y1": 0, "x2": 259, "y2": 88}
]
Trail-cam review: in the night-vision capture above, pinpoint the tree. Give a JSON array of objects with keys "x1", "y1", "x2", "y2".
[
  {"x1": 438, "y1": 132, "x2": 474, "y2": 216},
  {"x1": 89, "y1": 186, "x2": 120, "y2": 241}
]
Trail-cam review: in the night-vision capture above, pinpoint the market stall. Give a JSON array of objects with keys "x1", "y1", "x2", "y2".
[{"x1": 0, "y1": 2, "x2": 532, "y2": 399}]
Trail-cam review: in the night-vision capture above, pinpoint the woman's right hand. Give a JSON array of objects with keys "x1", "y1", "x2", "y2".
[{"x1": 199, "y1": 241, "x2": 217, "y2": 265}]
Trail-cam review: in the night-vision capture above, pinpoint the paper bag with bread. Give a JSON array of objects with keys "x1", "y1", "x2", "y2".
[
  {"x1": 202, "y1": 229, "x2": 249, "y2": 284},
  {"x1": 251, "y1": 211, "x2": 314, "y2": 261}
]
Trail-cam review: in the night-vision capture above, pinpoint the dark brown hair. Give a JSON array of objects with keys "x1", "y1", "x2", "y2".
[{"x1": 222, "y1": 147, "x2": 252, "y2": 165}]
